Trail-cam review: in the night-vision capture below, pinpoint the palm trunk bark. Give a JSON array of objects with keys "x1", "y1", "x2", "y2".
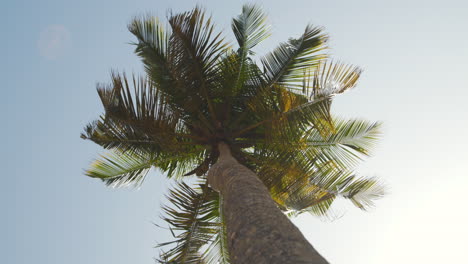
[{"x1": 208, "y1": 142, "x2": 329, "y2": 264}]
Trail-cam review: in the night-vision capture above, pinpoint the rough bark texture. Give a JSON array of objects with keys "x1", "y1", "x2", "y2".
[{"x1": 208, "y1": 142, "x2": 329, "y2": 264}]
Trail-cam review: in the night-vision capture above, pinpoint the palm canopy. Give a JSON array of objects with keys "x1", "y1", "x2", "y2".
[{"x1": 82, "y1": 4, "x2": 384, "y2": 263}]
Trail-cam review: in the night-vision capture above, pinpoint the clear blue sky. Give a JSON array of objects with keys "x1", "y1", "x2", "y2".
[{"x1": 3, "y1": 0, "x2": 467, "y2": 263}]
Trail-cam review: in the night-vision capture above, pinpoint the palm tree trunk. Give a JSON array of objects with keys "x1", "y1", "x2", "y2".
[{"x1": 208, "y1": 142, "x2": 329, "y2": 264}]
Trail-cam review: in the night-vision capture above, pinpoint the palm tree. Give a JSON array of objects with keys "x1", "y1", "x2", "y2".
[{"x1": 81, "y1": 4, "x2": 384, "y2": 264}]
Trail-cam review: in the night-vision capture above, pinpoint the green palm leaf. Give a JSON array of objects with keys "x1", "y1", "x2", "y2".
[
  {"x1": 231, "y1": 4, "x2": 270, "y2": 94},
  {"x1": 305, "y1": 117, "x2": 382, "y2": 168},
  {"x1": 307, "y1": 61, "x2": 362, "y2": 98},
  {"x1": 262, "y1": 25, "x2": 328, "y2": 88},
  {"x1": 233, "y1": 87, "x2": 333, "y2": 141},
  {"x1": 249, "y1": 117, "x2": 384, "y2": 216},
  {"x1": 232, "y1": 4, "x2": 270, "y2": 54},
  {"x1": 201, "y1": 196, "x2": 230, "y2": 264},
  {"x1": 81, "y1": 72, "x2": 193, "y2": 153},
  {"x1": 168, "y1": 7, "x2": 230, "y2": 124},
  {"x1": 262, "y1": 159, "x2": 384, "y2": 215},
  {"x1": 158, "y1": 181, "x2": 219, "y2": 263},
  {"x1": 128, "y1": 15, "x2": 172, "y2": 95},
  {"x1": 85, "y1": 149, "x2": 154, "y2": 188}
]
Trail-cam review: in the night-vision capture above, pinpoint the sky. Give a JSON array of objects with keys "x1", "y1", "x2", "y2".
[{"x1": 2, "y1": 0, "x2": 468, "y2": 263}]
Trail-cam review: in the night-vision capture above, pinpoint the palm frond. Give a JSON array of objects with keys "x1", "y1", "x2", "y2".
[
  {"x1": 81, "y1": 72, "x2": 203, "y2": 156},
  {"x1": 157, "y1": 147, "x2": 209, "y2": 179},
  {"x1": 298, "y1": 165, "x2": 385, "y2": 211},
  {"x1": 250, "y1": 129, "x2": 385, "y2": 215},
  {"x1": 169, "y1": 7, "x2": 229, "y2": 76},
  {"x1": 305, "y1": 117, "x2": 382, "y2": 169},
  {"x1": 97, "y1": 72, "x2": 180, "y2": 125},
  {"x1": 285, "y1": 194, "x2": 335, "y2": 218},
  {"x1": 82, "y1": 73, "x2": 214, "y2": 177},
  {"x1": 129, "y1": 15, "x2": 196, "y2": 117},
  {"x1": 81, "y1": 117, "x2": 165, "y2": 153},
  {"x1": 234, "y1": 88, "x2": 334, "y2": 141},
  {"x1": 306, "y1": 61, "x2": 362, "y2": 99},
  {"x1": 158, "y1": 181, "x2": 219, "y2": 263},
  {"x1": 82, "y1": 114, "x2": 209, "y2": 181},
  {"x1": 128, "y1": 15, "x2": 173, "y2": 94},
  {"x1": 129, "y1": 9, "x2": 231, "y2": 126},
  {"x1": 85, "y1": 149, "x2": 154, "y2": 188},
  {"x1": 232, "y1": 4, "x2": 270, "y2": 54},
  {"x1": 262, "y1": 25, "x2": 328, "y2": 88},
  {"x1": 210, "y1": 3, "x2": 270, "y2": 107},
  {"x1": 168, "y1": 7, "x2": 230, "y2": 124},
  {"x1": 340, "y1": 176, "x2": 386, "y2": 209},
  {"x1": 201, "y1": 196, "x2": 230, "y2": 264},
  {"x1": 214, "y1": 54, "x2": 266, "y2": 128}
]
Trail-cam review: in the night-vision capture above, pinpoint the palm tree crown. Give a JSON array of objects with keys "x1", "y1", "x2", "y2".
[{"x1": 82, "y1": 4, "x2": 384, "y2": 263}]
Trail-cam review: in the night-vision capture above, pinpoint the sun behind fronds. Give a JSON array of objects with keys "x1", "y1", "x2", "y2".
[{"x1": 82, "y1": 4, "x2": 384, "y2": 263}]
